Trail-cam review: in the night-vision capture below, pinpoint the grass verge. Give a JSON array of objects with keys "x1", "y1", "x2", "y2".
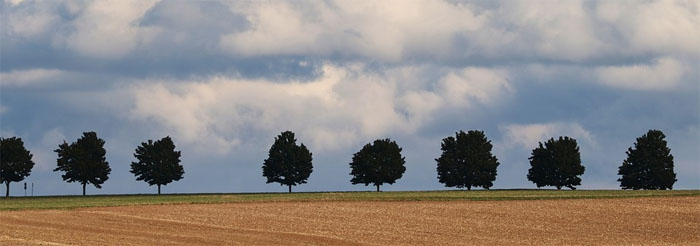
[{"x1": 1, "y1": 189, "x2": 697, "y2": 211}]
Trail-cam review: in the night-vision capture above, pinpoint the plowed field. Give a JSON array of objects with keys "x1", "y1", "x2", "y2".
[{"x1": 1, "y1": 196, "x2": 698, "y2": 245}]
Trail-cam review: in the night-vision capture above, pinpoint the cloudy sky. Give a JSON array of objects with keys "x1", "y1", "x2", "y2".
[{"x1": 1, "y1": 0, "x2": 698, "y2": 195}]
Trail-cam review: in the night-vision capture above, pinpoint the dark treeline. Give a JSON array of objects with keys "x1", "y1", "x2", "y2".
[{"x1": 0, "y1": 129, "x2": 677, "y2": 197}]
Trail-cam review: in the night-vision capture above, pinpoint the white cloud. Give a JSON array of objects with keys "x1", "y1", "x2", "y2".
[
  {"x1": 126, "y1": 64, "x2": 510, "y2": 153},
  {"x1": 0, "y1": 128, "x2": 65, "y2": 171},
  {"x1": 0, "y1": 69, "x2": 69, "y2": 87},
  {"x1": 596, "y1": 0, "x2": 700, "y2": 58},
  {"x1": 500, "y1": 122, "x2": 595, "y2": 149},
  {"x1": 56, "y1": 0, "x2": 161, "y2": 59},
  {"x1": 482, "y1": 0, "x2": 605, "y2": 61},
  {"x1": 29, "y1": 128, "x2": 67, "y2": 171},
  {"x1": 0, "y1": 0, "x2": 698, "y2": 191},
  {"x1": 596, "y1": 57, "x2": 687, "y2": 90},
  {"x1": 397, "y1": 90, "x2": 443, "y2": 125},
  {"x1": 4, "y1": 0, "x2": 697, "y2": 65},
  {"x1": 217, "y1": 0, "x2": 699, "y2": 63},
  {"x1": 437, "y1": 68, "x2": 512, "y2": 106},
  {"x1": 5, "y1": 0, "x2": 25, "y2": 6},
  {"x1": 220, "y1": 0, "x2": 484, "y2": 61},
  {"x1": 5, "y1": 2, "x2": 58, "y2": 38}
]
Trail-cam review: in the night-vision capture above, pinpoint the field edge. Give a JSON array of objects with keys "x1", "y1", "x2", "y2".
[{"x1": 1, "y1": 189, "x2": 698, "y2": 211}]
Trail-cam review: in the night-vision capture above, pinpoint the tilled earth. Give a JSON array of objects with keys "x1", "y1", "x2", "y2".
[{"x1": 1, "y1": 196, "x2": 698, "y2": 245}]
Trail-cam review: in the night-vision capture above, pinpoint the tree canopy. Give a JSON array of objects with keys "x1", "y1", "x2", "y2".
[
  {"x1": 0, "y1": 137, "x2": 35, "y2": 197},
  {"x1": 349, "y1": 138, "x2": 406, "y2": 192},
  {"x1": 436, "y1": 130, "x2": 499, "y2": 190},
  {"x1": 527, "y1": 136, "x2": 585, "y2": 190},
  {"x1": 618, "y1": 129, "x2": 676, "y2": 190},
  {"x1": 54, "y1": 132, "x2": 111, "y2": 195},
  {"x1": 262, "y1": 131, "x2": 313, "y2": 193},
  {"x1": 130, "y1": 136, "x2": 184, "y2": 194}
]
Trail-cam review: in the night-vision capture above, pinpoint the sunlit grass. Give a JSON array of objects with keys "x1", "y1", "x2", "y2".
[{"x1": 1, "y1": 189, "x2": 697, "y2": 211}]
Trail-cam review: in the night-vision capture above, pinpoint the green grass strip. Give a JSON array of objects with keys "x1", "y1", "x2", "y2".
[{"x1": 1, "y1": 189, "x2": 697, "y2": 211}]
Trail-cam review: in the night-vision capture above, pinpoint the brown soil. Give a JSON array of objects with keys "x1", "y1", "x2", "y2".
[{"x1": 1, "y1": 197, "x2": 698, "y2": 245}]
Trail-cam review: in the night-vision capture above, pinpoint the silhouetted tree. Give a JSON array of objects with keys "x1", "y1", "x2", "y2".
[
  {"x1": 350, "y1": 138, "x2": 406, "y2": 192},
  {"x1": 262, "y1": 131, "x2": 313, "y2": 193},
  {"x1": 527, "y1": 136, "x2": 584, "y2": 190},
  {"x1": 54, "y1": 132, "x2": 111, "y2": 196},
  {"x1": 618, "y1": 130, "x2": 676, "y2": 190},
  {"x1": 130, "y1": 136, "x2": 184, "y2": 194},
  {"x1": 436, "y1": 130, "x2": 499, "y2": 190},
  {"x1": 0, "y1": 137, "x2": 35, "y2": 197}
]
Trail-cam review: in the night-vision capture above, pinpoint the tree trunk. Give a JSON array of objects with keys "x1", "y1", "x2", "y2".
[
  {"x1": 5, "y1": 182, "x2": 9, "y2": 198},
  {"x1": 556, "y1": 186, "x2": 562, "y2": 190},
  {"x1": 158, "y1": 184, "x2": 161, "y2": 195},
  {"x1": 467, "y1": 186, "x2": 471, "y2": 191},
  {"x1": 82, "y1": 183, "x2": 86, "y2": 196},
  {"x1": 288, "y1": 185, "x2": 292, "y2": 193},
  {"x1": 376, "y1": 184, "x2": 380, "y2": 192}
]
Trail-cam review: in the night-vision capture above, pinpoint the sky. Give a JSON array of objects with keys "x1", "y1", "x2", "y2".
[{"x1": 0, "y1": 0, "x2": 698, "y2": 196}]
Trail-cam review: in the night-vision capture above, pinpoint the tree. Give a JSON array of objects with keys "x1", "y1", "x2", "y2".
[
  {"x1": 130, "y1": 136, "x2": 184, "y2": 194},
  {"x1": 54, "y1": 132, "x2": 111, "y2": 196},
  {"x1": 0, "y1": 137, "x2": 35, "y2": 197},
  {"x1": 618, "y1": 130, "x2": 676, "y2": 190},
  {"x1": 436, "y1": 130, "x2": 499, "y2": 190},
  {"x1": 527, "y1": 136, "x2": 585, "y2": 190},
  {"x1": 349, "y1": 138, "x2": 406, "y2": 192},
  {"x1": 262, "y1": 131, "x2": 313, "y2": 193}
]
